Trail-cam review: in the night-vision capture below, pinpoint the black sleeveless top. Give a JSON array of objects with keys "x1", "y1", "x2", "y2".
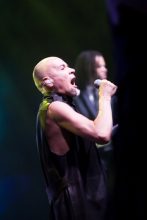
[{"x1": 36, "y1": 92, "x2": 108, "y2": 220}]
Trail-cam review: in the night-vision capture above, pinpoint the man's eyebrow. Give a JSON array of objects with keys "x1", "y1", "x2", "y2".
[{"x1": 59, "y1": 63, "x2": 68, "y2": 68}]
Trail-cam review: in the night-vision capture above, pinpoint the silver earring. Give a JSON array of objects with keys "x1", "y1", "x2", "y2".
[
  {"x1": 42, "y1": 79, "x2": 53, "y2": 86},
  {"x1": 45, "y1": 80, "x2": 52, "y2": 85}
]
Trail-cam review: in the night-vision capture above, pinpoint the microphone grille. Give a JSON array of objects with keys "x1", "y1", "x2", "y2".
[{"x1": 94, "y1": 79, "x2": 101, "y2": 88}]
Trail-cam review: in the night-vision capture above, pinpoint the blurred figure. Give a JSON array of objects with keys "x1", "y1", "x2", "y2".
[
  {"x1": 74, "y1": 50, "x2": 108, "y2": 119},
  {"x1": 74, "y1": 50, "x2": 118, "y2": 219}
]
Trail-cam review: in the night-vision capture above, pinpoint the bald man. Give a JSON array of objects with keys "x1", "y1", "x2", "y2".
[{"x1": 33, "y1": 57, "x2": 117, "y2": 220}]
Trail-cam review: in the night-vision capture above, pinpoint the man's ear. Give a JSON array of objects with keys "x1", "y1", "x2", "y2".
[{"x1": 42, "y1": 77, "x2": 54, "y2": 88}]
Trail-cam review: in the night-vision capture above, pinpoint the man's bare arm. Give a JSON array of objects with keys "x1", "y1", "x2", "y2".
[{"x1": 48, "y1": 80, "x2": 117, "y2": 144}]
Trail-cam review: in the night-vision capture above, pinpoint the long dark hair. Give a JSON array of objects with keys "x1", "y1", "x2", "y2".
[{"x1": 75, "y1": 50, "x2": 103, "y2": 90}]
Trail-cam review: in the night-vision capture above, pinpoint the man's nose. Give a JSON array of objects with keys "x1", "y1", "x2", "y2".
[{"x1": 69, "y1": 68, "x2": 75, "y2": 74}]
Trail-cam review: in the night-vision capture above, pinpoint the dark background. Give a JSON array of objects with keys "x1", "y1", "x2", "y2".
[
  {"x1": 1, "y1": 0, "x2": 147, "y2": 219},
  {"x1": 0, "y1": 1, "x2": 114, "y2": 219}
]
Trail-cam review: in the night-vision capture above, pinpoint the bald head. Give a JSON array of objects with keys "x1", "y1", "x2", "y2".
[
  {"x1": 33, "y1": 56, "x2": 78, "y2": 97},
  {"x1": 32, "y1": 56, "x2": 62, "y2": 94}
]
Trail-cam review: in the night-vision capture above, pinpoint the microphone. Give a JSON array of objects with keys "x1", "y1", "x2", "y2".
[{"x1": 94, "y1": 79, "x2": 102, "y2": 88}]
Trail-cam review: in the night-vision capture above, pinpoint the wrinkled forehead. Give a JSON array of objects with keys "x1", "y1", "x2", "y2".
[{"x1": 47, "y1": 57, "x2": 67, "y2": 69}]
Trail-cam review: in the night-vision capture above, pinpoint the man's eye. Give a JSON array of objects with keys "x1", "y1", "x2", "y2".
[{"x1": 60, "y1": 65, "x2": 65, "y2": 70}]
